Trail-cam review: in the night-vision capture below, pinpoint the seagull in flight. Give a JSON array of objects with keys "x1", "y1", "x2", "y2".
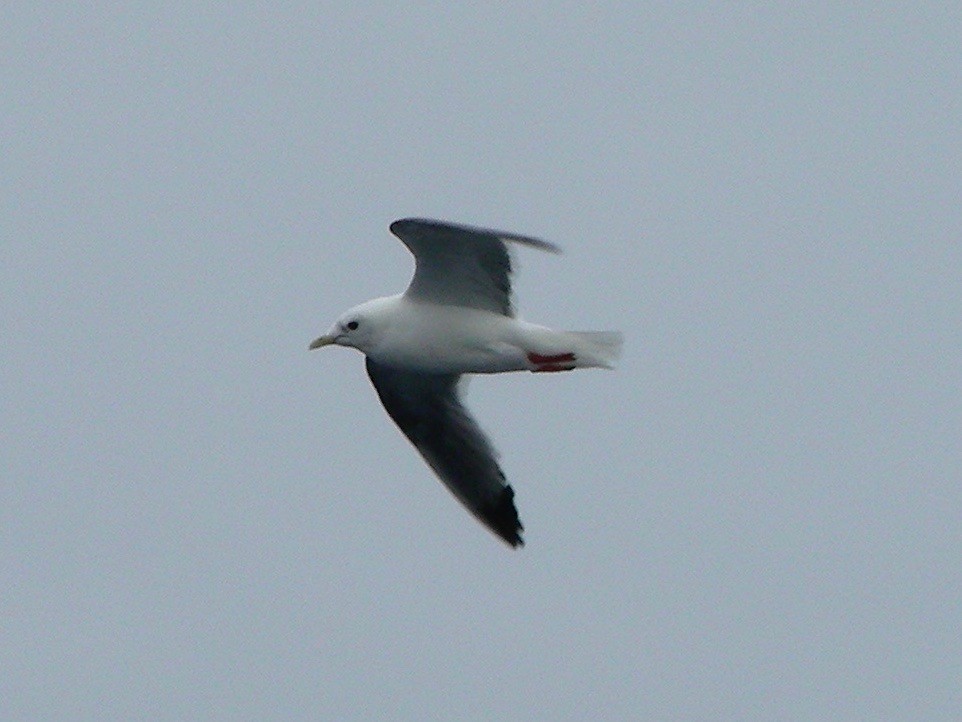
[{"x1": 310, "y1": 218, "x2": 622, "y2": 547}]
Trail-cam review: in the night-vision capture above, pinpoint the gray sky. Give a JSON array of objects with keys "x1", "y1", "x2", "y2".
[{"x1": 3, "y1": 4, "x2": 960, "y2": 720}]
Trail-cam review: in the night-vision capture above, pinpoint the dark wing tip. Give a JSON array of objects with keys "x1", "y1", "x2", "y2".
[
  {"x1": 389, "y1": 218, "x2": 420, "y2": 236},
  {"x1": 389, "y1": 217, "x2": 562, "y2": 255},
  {"x1": 482, "y1": 484, "x2": 525, "y2": 548}
]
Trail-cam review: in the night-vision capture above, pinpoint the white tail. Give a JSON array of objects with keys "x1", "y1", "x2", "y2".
[
  {"x1": 565, "y1": 331, "x2": 623, "y2": 369},
  {"x1": 515, "y1": 322, "x2": 623, "y2": 372}
]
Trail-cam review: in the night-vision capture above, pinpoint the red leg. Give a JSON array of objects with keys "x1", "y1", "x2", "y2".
[{"x1": 527, "y1": 351, "x2": 577, "y2": 372}]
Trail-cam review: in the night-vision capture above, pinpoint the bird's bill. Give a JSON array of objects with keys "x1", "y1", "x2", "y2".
[{"x1": 309, "y1": 334, "x2": 336, "y2": 350}]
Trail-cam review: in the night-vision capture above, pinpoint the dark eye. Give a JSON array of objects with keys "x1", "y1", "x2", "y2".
[{"x1": 347, "y1": 320, "x2": 359, "y2": 331}]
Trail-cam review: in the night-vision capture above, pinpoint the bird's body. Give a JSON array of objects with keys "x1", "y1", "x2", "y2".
[
  {"x1": 341, "y1": 294, "x2": 618, "y2": 375},
  {"x1": 310, "y1": 218, "x2": 622, "y2": 547}
]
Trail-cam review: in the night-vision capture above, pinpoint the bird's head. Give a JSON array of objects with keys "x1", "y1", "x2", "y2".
[{"x1": 309, "y1": 297, "x2": 394, "y2": 355}]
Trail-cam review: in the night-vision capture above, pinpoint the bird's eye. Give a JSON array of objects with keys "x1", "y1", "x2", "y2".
[{"x1": 347, "y1": 320, "x2": 359, "y2": 331}]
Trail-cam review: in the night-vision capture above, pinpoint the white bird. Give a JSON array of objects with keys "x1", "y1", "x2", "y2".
[{"x1": 310, "y1": 218, "x2": 622, "y2": 547}]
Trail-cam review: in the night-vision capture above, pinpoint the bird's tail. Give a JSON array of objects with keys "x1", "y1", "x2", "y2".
[
  {"x1": 522, "y1": 329, "x2": 623, "y2": 372},
  {"x1": 564, "y1": 331, "x2": 623, "y2": 369}
]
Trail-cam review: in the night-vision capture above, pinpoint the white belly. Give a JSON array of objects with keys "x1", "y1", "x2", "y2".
[{"x1": 371, "y1": 303, "x2": 528, "y2": 374}]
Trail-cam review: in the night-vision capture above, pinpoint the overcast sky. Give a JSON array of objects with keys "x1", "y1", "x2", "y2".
[{"x1": 3, "y1": 4, "x2": 961, "y2": 720}]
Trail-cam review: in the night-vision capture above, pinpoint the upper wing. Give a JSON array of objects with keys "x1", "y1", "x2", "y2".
[
  {"x1": 365, "y1": 357, "x2": 524, "y2": 548},
  {"x1": 389, "y1": 217, "x2": 560, "y2": 316}
]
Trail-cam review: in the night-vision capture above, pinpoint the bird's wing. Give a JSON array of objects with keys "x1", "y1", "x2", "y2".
[
  {"x1": 389, "y1": 217, "x2": 560, "y2": 317},
  {"x1": 365, "y1": 357, "x2": 524, "y2": 547}
]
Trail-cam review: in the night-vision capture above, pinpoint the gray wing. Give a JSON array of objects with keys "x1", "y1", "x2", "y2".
[
  {"x1": 366, "y1": 357, "x2": 524, "y2": 547},
  {"x1": 389, "y1": 217, "x2": 560, "y2": 316}
]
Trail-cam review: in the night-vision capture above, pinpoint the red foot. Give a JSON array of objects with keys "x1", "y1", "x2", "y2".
[
  {"x1": 528, "y1": 352, "x2": 576, "y2": 364},
  {"x1": 527, "y1": 351, "x2": 576, "y2": 372}
]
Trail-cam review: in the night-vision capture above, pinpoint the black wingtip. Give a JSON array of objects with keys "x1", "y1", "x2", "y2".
[
  {"x1": 388, "y1": 217, "x2": 561, "y2": 255},
  {"x1": 389, "y1": 218, "x2": 416, "y2": 236},
  {"x1": 485, "y1": 485, "x2": 525, "y2": 549}
]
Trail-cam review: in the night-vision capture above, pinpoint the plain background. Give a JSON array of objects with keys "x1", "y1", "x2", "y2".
[{"x1": 3, "y1": 4, "x2": 960, "y2": 720}]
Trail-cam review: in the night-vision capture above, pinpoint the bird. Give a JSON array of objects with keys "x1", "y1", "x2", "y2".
[{"x1": 309, "y1": 218, "x2": 622, "y2": 547}]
